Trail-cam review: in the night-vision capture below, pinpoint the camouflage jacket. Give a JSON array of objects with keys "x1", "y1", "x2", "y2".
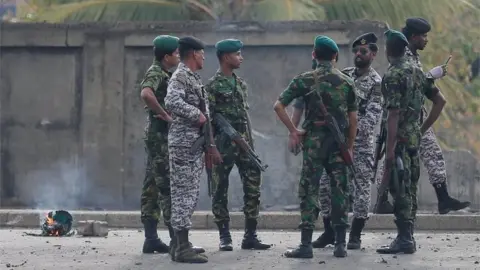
[
  {"x1": 342, "y1": 66, "x2": 383, "y2": 154},
  {"x1": 206, "y1": 70, "x2": 250, "y2": 130},
  {"x1": 139, "y1": 60, "x2": 171, "y2": 137},
  {"x1": 165, "y1": 62, "x2": 209, "y2": 148},
  {"x1": 405, "y1": 46, "x2": 423, "y2": 71},
  {"x1": 382, "y1": 57, "x2": 438, "y2": 149},
  {"x1": 278, "y1": 61, "x2": 357, "y2": 135}
]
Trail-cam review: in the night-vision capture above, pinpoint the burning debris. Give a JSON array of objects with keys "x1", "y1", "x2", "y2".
[{"x1": 24, "y1": 210, "x2": 75, "y2": 237}]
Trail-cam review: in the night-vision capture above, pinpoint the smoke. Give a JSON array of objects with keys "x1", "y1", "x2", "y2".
[
  {"x1": 26, "y1": 156, "x2": 85, "y2": 211},
  {"x1": 23, "y1": 155, "x2": 117, "y2": 211}
]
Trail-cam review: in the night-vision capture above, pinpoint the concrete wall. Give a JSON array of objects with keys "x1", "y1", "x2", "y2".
[{"x1": 0, "y1": 20, "x2": 478, "y2": 212}]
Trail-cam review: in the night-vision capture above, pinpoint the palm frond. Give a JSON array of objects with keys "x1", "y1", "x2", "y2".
[{"x1": 26, "y1": 0, "x2": 216, "y2": 22}]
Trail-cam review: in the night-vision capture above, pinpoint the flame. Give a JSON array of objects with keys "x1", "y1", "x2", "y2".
[{"x1": 45, "y1": 215, "x2": 60, "y2": 236}]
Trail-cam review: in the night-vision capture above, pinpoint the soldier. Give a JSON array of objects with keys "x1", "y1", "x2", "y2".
[
  {"x1": 139, "y1": 35, "x2": 179, "y2": 254},
  {"x1": 165, "y1": 36, "x2": 223, "y2": 263},
  {"x1": 206, "y1": 39, "x2": 271, "y2": 251},
  {"x1": 375, "y1": 17, "x2": 470, "y2": 215},
  {"x1": 274, "y1": 35, "x2": 357, "y2": 258},
  {"x1": 376, "y1": 29, "x2": 445, "y2": 254},
  {"x1": 292, "y1": 33, "x2": 382, "y2": 250}
]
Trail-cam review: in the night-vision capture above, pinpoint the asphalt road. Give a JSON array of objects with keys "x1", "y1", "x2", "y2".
[{"x1": 1, "y1": 229, "x2": 479, "y2": 269}]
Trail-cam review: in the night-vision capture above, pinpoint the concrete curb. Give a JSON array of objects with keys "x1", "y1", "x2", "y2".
[{"x1": 1, "y1": 210, "x2": 479, "y2": 231}]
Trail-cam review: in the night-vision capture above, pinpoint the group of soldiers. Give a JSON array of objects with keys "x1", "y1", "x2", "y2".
[{"x1": 137, "y1": 17, "x2": 471, "y2": 264}]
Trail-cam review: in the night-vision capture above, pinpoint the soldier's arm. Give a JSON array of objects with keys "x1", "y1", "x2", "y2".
[
  {"x1": 140, "y1": 70, "x2": 170, "y2": 119},
  {"x1": 383, "y1": 74, "x2": 406, "y2": 159},
  {"x1": 357, "y1": 81, "x2": 383, "y2": 141},
  {"x1": 291, "y1": 98, "x2": 305, "y2": 128},
  {"x1": 165, "y1": 73, "x2": 202, "y2": 122},
  {"x1": 420, "y1": 80, "x2": 445, "y2": 134},
  {"x1": 346, "y1": 83, "x2": 358, "y2": 150},
  {"x1": 273, "y1": 76, "x2": 308, "y2": 133}
]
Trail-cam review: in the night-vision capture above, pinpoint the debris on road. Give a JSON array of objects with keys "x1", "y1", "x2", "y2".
[{"x1": 77, "y1": 220, "x2": 109, "y2": 237}]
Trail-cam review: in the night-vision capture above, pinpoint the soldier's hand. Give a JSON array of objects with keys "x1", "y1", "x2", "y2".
[
  {"x1": 428, "y1": 65, "x2": 447, "y2": 79},
  {"x1": 288, "y1": 129, "x2": 305, "y2": 151},
  {"x1": 197, "y1": 113, "x2": 207, "y2": 127},
  {"x1": 154, "y1": 114, "x2": 173, "y2": 123},
  {"x1": 207, "y1": 145, "x2": 223, "y2": 165}
]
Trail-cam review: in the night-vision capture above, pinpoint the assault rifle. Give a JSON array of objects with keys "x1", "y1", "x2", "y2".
[
  {"x1": 190, "y1": 86, "x2": 218, "y2": 197},
  {"x1": 371, "y1": 125, "x2": 386, "y2": 184},
  {"x1": 213, "y1": 113, "x2": 268, "y2": 172},
  {"x1": 374, "y1": 155, "x2": 404, "y2": 214}
]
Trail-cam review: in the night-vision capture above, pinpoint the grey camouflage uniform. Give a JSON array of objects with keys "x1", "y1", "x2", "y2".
[
  {"x1": 165, "y1": 62, "x2": 207, "y2": 232},
  {"x1": 317, "y1": 67, "x2": 383, "y2": 219},
  {"x1": 375, "y1": 46, "x2": 446, "y2": 187}
]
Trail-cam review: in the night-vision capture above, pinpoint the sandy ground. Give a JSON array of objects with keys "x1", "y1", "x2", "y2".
[{"x1": 1, "y1": 229, "x2": 479, "y2": 269}]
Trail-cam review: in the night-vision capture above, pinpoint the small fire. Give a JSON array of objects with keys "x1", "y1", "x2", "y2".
[{"x1": 45, "y1": 214, "x2": 61, "y2": 236}]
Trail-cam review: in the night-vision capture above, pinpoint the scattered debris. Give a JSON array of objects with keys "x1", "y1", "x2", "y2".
[
  {"x1": 378, "y1": 257, "x2": 388, "y2": 264},
  {"x1": 77, "y1": 220, "x2": 109, "y2": 237},
  {"x1": 5, "y1": 261, "x2": 27, "y2": 268}
]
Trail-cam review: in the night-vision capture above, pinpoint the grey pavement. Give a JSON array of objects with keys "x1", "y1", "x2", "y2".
[{"x1": 1, "y1": 229, "x2": 480, "y2": 269}]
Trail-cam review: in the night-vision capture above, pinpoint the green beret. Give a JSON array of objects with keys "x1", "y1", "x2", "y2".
[
  {"x1": 153, "y1": 35, "x2": 179, "y2": 53},
  {"x1": 384, "y1": 29, "x2": 409, "y2": 47},
  {"x1": 314, "y1": 35, "x2": 339, "y2": 53},
  {"x1": 215, "y1": 39, "x2": 243, "y2": 53}
]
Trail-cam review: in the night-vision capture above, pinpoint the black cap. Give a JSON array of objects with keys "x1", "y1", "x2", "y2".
[
  {"x1": 404, "y1": 17, "x2": 431, "y2": 34},
  {"x1": 352, "y1": 32, "x2": 378, "y2": 48},
  {"x1": 178, "y1": 36, "x2": 205, "y2": 51}
]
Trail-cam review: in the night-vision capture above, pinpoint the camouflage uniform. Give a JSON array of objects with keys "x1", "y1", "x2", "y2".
[
  {"x1": 318, "y1": 67, "x2": 382, "y2": 219},
  {"x1": 376, "y1": 29, "x2": 440, "y2": 255},
  {"x1": 207, "y1": 71, "x2": 260, "y2": 223},
  {"x1": 375, "y1": 47, "x2": 470, "y2": 215},
  {"x1": 280, "y1": 39, "x2": 357, "y2": 259},
  {"x1": 139, "y1": 60, "x2": 173, "y2": 253},
  {"x1": 207, "y1": 65, "x2": 271, "y2": 251},
  {"x1": 165, "y1": 62, "x2": 206, "y2": 232},
  {"x1": 165, "y1": 58, "x2": 208, "y2": 263}
]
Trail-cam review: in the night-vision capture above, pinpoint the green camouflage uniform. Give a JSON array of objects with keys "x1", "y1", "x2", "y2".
[
  {"x1": 140, "y1": 60, "x2": 172, "y2": 226},
  {"x1": 206, "y1": 71, "x2": 261, "y2": 223},
  {"x1": 278, "y1": 61, "x2": 357, "y2": 230},
  {"x1": 381, "y1": 56, "x2": 437, "y2": 221},
  {"x1": 207, "y1": 39, "x2": 271, "y2": 252},
  {"x1": 377, "y1": 29, "x2": 439, "y2": 255}
]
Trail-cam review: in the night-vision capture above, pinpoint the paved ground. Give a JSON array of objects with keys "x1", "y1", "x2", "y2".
[{"x1": 1, "y1": 229, "x2": 479, "y2": 270}]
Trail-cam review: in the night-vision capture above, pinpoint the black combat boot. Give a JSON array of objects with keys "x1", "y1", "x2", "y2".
[
  {"x1": 174, "y1": 230, "x2": 208, "y2": 263},
  {"x1": 434, "y1": 183, "x2": 471, "y2": 214},
  {"x1": 168, "y1": 225, "x2": 176, "y2": 261},
  {"x1": 241, "y1": 219, "x2": 272, "y2": 250},
  {"x1": 216, "y1": 222, "x2": 233, "y2": 251},
  {"x1": 376, "y1": 191, "x2": 394, "y2": 214},
  {"x1": 167, "y1": 225, "x2": 204, "y2": 260},
  {"x1": 284, "y1": 229, "x2": 313, "y2": 258},
  {"x1": 410, "y1": 221, "x2": 417, "y2": 252},
  {"x1": 312, "y1": 217, "x2": 335, "y2": 248},
  {"x1": 376, "y1": 219, "x2": 415, "y2": 254},
  {"x1": 142, "y1": 219, "x2": 169, "y2": 254},
  {"x1": 333, "y1": 225, "x2": 348, "y2": 258},
  {"x1": 347, "y1": 218, "x2": 366, "y2": 250}
]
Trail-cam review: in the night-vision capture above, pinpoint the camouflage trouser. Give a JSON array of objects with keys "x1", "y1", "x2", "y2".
[
  {"x1": 212, "y1": 137, "x2": 261, "y2": 223},
  {"x1": 320, "y1": 151, "x2": 373, "y2": 219},
  {"x1": 140, "y1": 132, "x2": 171, "y2": 226},
  {"x1": 169, "y1": 145, "x2": 204, "y2": 231},
  {"x1": 385, "y1": 146, "x2": 420, "y2": 221},
  {"x1": 376, "y1": 127, "x2": 446, "y2": 186},
  {"x1": 299, "y1": 132, "x2": 350, "y2": 230}
]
